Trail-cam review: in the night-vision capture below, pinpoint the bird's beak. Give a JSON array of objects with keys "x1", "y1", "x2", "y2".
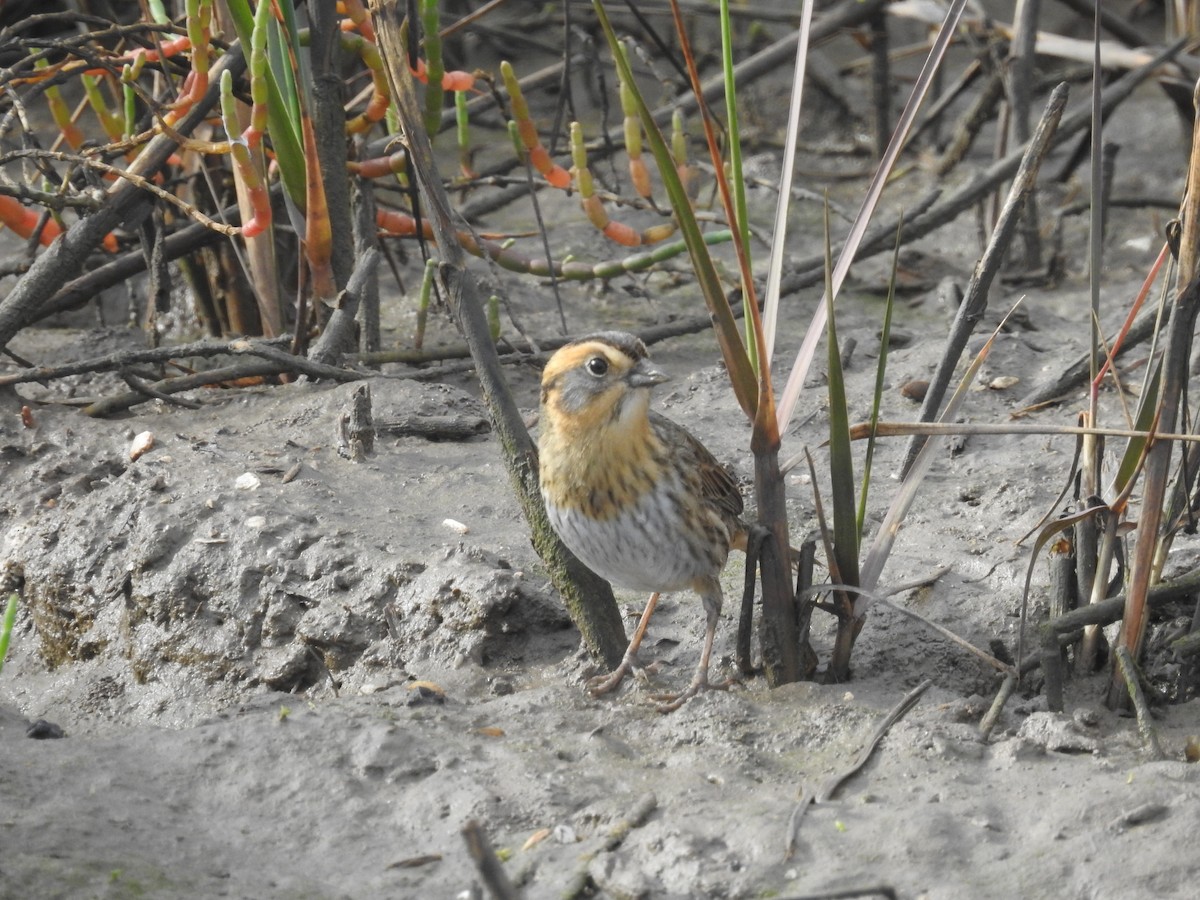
[{"x1": 626, "y1": 358, "x2": 670, "y2": 388}]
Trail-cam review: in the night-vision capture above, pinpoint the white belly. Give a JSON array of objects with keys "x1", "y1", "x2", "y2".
[{"x1": 544, "y1": 481, "x2": 726, "y2": 593}]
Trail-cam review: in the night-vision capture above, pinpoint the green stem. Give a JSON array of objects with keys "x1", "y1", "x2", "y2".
[
  {"x1": 0, "y1": 594, "x2": 19, "y2": 675},
  {"x1": 719, "y1": 0, "x2": 754, "y2": 370}
]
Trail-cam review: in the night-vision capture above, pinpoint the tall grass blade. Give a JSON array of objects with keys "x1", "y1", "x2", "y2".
[
  {"x1": 763, "y1": 0, "x2": 816, "y2": 361},
  {"x1": 1108, "y1": 69, "x2": 1200, "y2": 703},
  {"x1": 1076, "y1": 0, "x2": 1107, "y2": 652},
  {"x1": 664, "y1": 0, "x2": 772, "y2": 403},
  {"x1": 718, "y1": 0, "x2": 753, "y2": 364},
  {"x1": 1111, "y1": 369, "x2": 1160, "y2": 498},
  {"x1": 594, "y1": 0, "x2": 757, "y2": 418},
  {"x1": 823, "y1": 201, "x2": 860, "y2": 589},
  {"x1": 224, "y1": 0, "x2": 306, "y2": 206},
  {"x1": 859, "y1": 301, "x2": 1024, "y2": 594},
  {"x1": 858, "y1": 225, "x2": 901, "y2": 536},
  {"x1": 776, "y1": 0, "x2": 967, "y2": 435}
]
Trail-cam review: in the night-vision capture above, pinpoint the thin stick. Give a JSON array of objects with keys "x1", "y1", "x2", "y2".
[
  {"x1": 370, "y1": 0, "x2": 627, "y2": 667},
  {"x1": 353, "y1": 180, "x2": 383, "y2": 359},
  {"x1": 119, "y1": 371, "x2": 202, "y2": 410},
  {"x1": 461, "y1": 820, "x2": 520, "y2": 900},
  {"x1": 979, "y1": 672, "x2": 1017, "y2": 741},
  {"x1": 0, "y1": 47, "x2": 248, "y2": 352},
  {"x1": 785, "y1": 679, "x2": 931, "y2": 859},
  {"x1": 868, "y1": 6, "x2": 890, "y2": 160},
  {"x1": 79, "y1": 361, "x2": 278, "y2": 417},
  {"x1": 0, "y1": 336, "x2": 291, "y2": 387},
  {"x1": 850, "y1": 420, "x2": 1200, "y2": 447},
  {"x1": 1041, "y1": 626, "x2": 1066, "y2": 712},
  {"x1": 1114, "y1": 647, "x2": 1166, "y2": 760},
  {"x1": 899, "y1": 82, "x2": 1068, "y2": 478},
  {"x1": 0, "y1": 148, "x2": 240, "y2": 236},
  {"x1": 776, "y1": 888, "x2": 897, "y2": 900},
  {"x1": 306, "y1": 248, "x2": 381, "y2": 368},
  {"x1": 1011, "y1": 0, "x2": 1044, "y2": 267},
  {"x1": 561, "y1": 793, "x2": 658, "y2": 900},
  {"x1": 879, "y1": 599, "x2": 1014, "y2": 675}
]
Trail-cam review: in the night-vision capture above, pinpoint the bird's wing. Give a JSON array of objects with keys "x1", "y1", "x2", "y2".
[{"x1": 651, "y1": 412, "x2": 744, "y2": 521}]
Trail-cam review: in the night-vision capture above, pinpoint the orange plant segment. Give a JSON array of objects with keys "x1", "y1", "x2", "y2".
[
  {"x1": 601, "y1": 220, "x2": 640, "y2": 247},
  {"x1": 164, "y1": 68, "x2": 208, "y2": 127},
  {"x1": 501, "y1": 61, "x2": 570, "y2": 189},
  {"x1": 237, "y1": 160, "x2": 272, "y2": 238},
  {"x1": 350, "y1": 152, "x2": 408, "y2": 180},
  {"x1": 570, "y1": 121, "x2": 674, "y2": 247},
  {"x1": 409, "y1": 57, "x2": 477, "y2": 93},
  {"x1": 374, "y1": 210, "x2": 523, "y2": 249},
  {"x1": 580, "y1": 194, "x2": 607, "y2": 231},
  {"x1": 45, "y1": 84, "x2": 85, "y2": 150},
  {"x1": 0, "y1": 195, "x2": 117, "y2": 251},
  {"x1": 128, "y1": 35, "x2": 192, "y2": 67},
  {"x1": 639, "y1": 223, "x2": 676, "y2": 244},
  {"x1": 338, "y1": 0, "x2": 376, "y2": 42},
  {"x1": 376, "y1": 208, "x2": 420, "y2": 237},
  {"x1": 350, "y1": 85, "x2": 392, "y2": 133},
  {"x1": 527, "y1": 143, "x2": 571, "y2": 189},
  {"x1": 629, "y1": 156, "x2": 652, "y2": 199},
  {"x1": 0, "y1": 195, "x2": 59, "y2": 245},
  {"x1": 441, "y1": 71, "x2": 476, "y2": 92},
  {"x1": 301, "y1": 115, "x2": 336, "y2": 300}
]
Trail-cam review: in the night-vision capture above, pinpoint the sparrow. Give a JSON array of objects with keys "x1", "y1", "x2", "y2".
[{"x1": 538, "y1": 332, "x2": 746, "y2": 710}]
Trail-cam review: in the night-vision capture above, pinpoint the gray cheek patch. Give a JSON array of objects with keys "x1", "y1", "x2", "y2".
[
  {"x1": 558, "y1": 371, "x2": 626, "y2": 420},
  {"x1": 557, "y1": 376, "x2": 592, "y2": 414}
]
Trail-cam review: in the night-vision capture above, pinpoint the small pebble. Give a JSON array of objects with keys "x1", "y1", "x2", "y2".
[
  {"x1": 129, "y1": 431, "x2": 155, "y2": 461},
  {"x1": 235, "y1": 473, "x2": 261, "y2": 491},
  {"x1": 26, "y1": 720, "x2": 65, "y2": 739},
  {"x1": 900, "y1": 379, "x2": 929, "y2": 402}
]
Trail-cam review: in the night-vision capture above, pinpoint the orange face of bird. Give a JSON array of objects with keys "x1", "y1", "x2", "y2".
[{"x1": 539, "y1": 333, "x2": 670, "y2": 436}]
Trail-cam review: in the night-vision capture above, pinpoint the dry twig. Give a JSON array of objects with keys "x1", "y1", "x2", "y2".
[
  {"x1": 785, "y1": 679, "x2": 932, "y2": 860},
  {"x1": 461, "y1": 819, "x2": 519, "y2": 900}
]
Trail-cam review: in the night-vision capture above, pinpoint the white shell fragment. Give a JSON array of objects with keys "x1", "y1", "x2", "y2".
[
  {"x1": 442, "y1": 518, "x2": 470, "y2": 535},
  {"x1": 235, "y1": 472, "x2": 262, "y2": 491},
  {"x1": 245, "y1": 516, "x2": 267, "y2": 530},
  {"x1": 129, "y1": 431, "x2": 155, "y2": 461},
  {"x1": 988, "y1": 375, "x2": 1020, "y2": 391}
]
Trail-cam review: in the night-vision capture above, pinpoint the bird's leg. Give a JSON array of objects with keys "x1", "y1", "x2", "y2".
[
  {"x1": 587, "y1": 591, "x2": 660, "y2": 696},
  {"x1": 652, "y1": 578, "x2": 731, "y2": 713}
]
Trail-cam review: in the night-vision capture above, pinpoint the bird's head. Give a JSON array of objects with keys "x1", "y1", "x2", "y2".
[{"x1": 540, "y1": 332, "x2": 670, "y2": 434}]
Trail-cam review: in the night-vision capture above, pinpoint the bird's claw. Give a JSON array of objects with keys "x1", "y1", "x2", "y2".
[
  {"x1": 650, "y1": 673, "x2": 740, "y2": 713},
  {"x1": 586, "y1": 651, "x2": 645, "y2": 697}
]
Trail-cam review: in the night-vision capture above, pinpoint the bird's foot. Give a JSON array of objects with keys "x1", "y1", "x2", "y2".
[
  {"x1": 586, "y1": 651, "x2": 646, "y2": 697},
  {"x1": 650, "y1": 671, "x2": 740, "y2": 714}
]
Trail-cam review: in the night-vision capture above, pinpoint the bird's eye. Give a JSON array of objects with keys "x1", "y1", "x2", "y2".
[{"x1": 585, "y1": 356, "x2": 609, "y2": 377}]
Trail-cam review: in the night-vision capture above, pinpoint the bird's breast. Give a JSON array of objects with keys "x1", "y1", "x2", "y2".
[
  {"x1": 543, "y1": 471, "x2": 731, "y2": 593},
  {"x1": 538, "y1": 416, "x2": 664, "y2": 522}
]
